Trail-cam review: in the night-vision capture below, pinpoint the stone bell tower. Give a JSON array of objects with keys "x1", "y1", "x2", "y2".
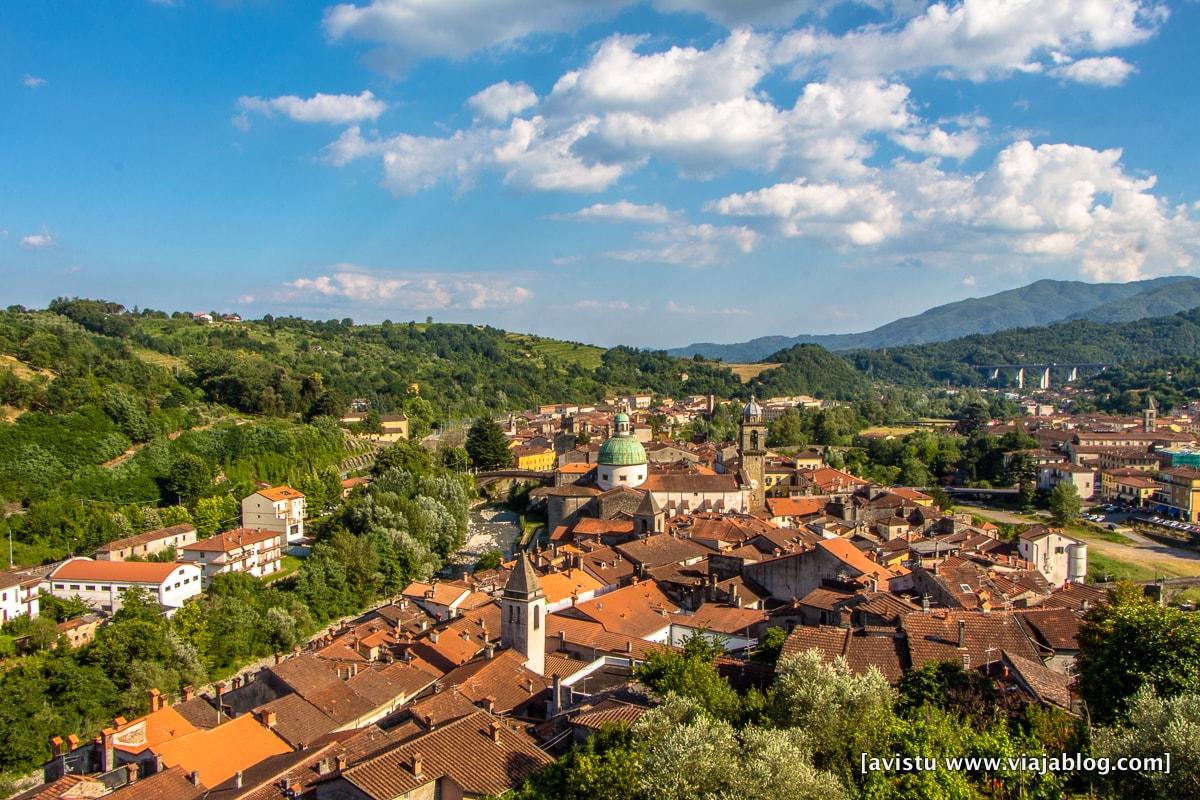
[
  {"x1": 500, "y1": 554, "x2": 546, "y2": 675},
  {"x1": 739, "y1": 396, "x2": 767, "y2": 511}
]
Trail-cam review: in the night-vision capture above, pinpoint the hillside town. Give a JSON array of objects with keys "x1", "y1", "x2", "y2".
[{"x1": 9, "y1": 381, "x2": 1200, "y2": 800}]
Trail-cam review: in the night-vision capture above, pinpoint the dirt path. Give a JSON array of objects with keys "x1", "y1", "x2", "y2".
[{"x1": 966, "y1": 505, "x2": 1200, "y2": 577}]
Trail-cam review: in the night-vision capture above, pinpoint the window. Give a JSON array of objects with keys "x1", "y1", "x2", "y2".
[
  {"x1": 533, "y1": 605, "x2": 541, "y2": 630},
  {"x1": 619, "y1": 475, "x2": 627, "y2": 482},
  {"x1": 100, "y1": 586, "x2": 110, "y2": 592},
  {"x1": 54, "y1": 584, "x2": 65, "y2": 590},
  {"x1": 85, "y1": 585, "x2": 96, "y2": 592},
  {"x1": 69, "y1": 584, "x2": 80, "y2": 591}
]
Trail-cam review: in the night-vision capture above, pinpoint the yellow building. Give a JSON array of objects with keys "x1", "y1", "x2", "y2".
[
  {"x1": 513, "y1": 445, "x2": 556, "y2": 472},
  {"x1": 1156, "y1": 467, "x2": 1200, "y2": 521},
  {"x1": 1100, "y1": 468, "x2": 1161, "y2": 507}
]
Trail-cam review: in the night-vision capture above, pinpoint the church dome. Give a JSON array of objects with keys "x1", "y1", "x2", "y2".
[{"x1": 598, "y1": 413, "x2": 647, "y2": 466}]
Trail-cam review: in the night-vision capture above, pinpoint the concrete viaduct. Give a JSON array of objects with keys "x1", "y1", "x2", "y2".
[{"x1": 976, "y1": 363, "x2": 1109, "y2": 390}]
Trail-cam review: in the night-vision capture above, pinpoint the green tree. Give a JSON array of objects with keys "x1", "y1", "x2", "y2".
[
  {"x1": 165, "y1": 453, "x2": 213, "y2": 505},
  {"x1": 749, "y1": 627, "x2": 787, "y2": 665},
  {"x1": 1076, "y1": 584, "x2": 1200, "y2": 723},
  {"x1": 769, "y1": 649, "x2": 895, "y2": 782},
  {"x1": 1093, "y1": 687, "x2": 1200, "y2": 799},
  {"x1": 372, "y1": 440, "x2": 433, "y2": 478},
  {"x1": 767, "y1": 408, "x2": 806, "y2": 447},
  {"x1": 635, "y1": 634, "x2": 742, "y2": 722},
  {"x1": 192, "y1": 494, "x2": 239, "y2": 536},
  {"x1": 1048, "y1": 481, "x2": 1081, "y2": 525},
  {"x1": 474, "y1": 549, "x2": 503, "y2": 571},
  {"x1": 466, "y1": 417, "x2": 513, "y2": 470}
]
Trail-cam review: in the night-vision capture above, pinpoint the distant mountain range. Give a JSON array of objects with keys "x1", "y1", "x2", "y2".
[{"x1": 668, "y1": 276, "x2": 1200, "y2": 362}]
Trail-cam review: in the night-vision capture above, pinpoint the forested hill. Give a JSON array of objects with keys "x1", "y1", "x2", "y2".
[
  {"x1": 669, "y1": 275, "x2": 1200, "y2": 361},
  {"x1": 29, "y1": 301, "x2": 748, "y2": 420},
  {"x1": 843, "y1": 307, "x2": 1200, "y2": 387}
]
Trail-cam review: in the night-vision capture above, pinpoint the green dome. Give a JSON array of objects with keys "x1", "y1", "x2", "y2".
[{"x1": 598, "y1": 434, "x2": 647, "y2": 466}]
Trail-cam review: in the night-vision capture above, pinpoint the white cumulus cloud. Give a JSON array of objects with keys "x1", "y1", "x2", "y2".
[
  {"x1": 1051, "y1": 56, "x2": 1138, "y2": 86},
  {"x1": 235, "y1": 90, "x2": 387, "y2": 127},
  {"x1": 468, "y1": 81, "x2": 539, "y2": 121},
  {"x1": 20, "y1": 229, "x2": 55, "y2": 249},
  {"x1": 778, "y1": 0, "x2": 1166, "y2": 81},
  {"x1": 286, "y1": 267, "x2": 534, "y2": 309},
  {"x1": 557, "y1": 200, "x2": 674, "y2": 224}
]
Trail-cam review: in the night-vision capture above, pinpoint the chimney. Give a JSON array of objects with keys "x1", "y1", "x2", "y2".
[
  {"x1": 423, "y1": 713, "x2": 434, "y2": 730},
  {"x1": 429, "y1": 631, "x2": 439, "y2": 644},
  {"x1": 182, "y1": 685, "x2": 194, "y2": 702},
  {"x1": 155, "y1": 755, "x2": 165, "y2": 773},
  {"x1": 235, "y1": 771, "x2": 244, "y2": 789},
  {"x1": 412, "y1": 752, "x2": 424, "y2": 778},
  {"x1": 525, "y1": 677, "x2": 534, "y2": 694},
  {"x1": 259, "y1": 710, "x2": 277, "y2": 729},
  {"x1": 335, "y1": 755, "x2": 347, "y2": 772},
  {"x1": 124, "y1": 762, "x2": 139, "y2": 785},
  {"x1": 275, "y1": 652, "x2": 283, "y2": 665},
  {"x1": 552, "y1": 674, "x2": 564, "y2": 713},
  {"x1": 957, "y1": 619, "x2": 966, "y2": 649},
  {"x1": 189, "y1": 770, "x2": 201, "y2": 786},
  {"x1": 485, "y1": 642, "x2": 495, "y2": 659},
  {"x1": 50, "y1": 736, "x2": 63, "y2": 758},
  {"x1": 149, "y1": 688, "x2": 162, "y2": 712},
  {"x1": 490, "y1": 721, "x2": 502, "y2": 744},
  {"x1": 731, "y1": 584, "x2": 741, "y2": 608},
  {"x1": 484, "y1": 696, "x2": 495, "y2": 713},
  {"x1": 921, "y1": 594, "x2": 930, "y2": 612}
]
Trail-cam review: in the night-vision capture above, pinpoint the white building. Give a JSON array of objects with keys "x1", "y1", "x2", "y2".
[
  {"x1": 242, "y1": 485, "x2": 306, "y2": 543},
  {"x1": 0, "y1": 570, "x2": 41, "y2": 623},
  {"x1": 47, "y1": 558, "x2": 202, "y2": 613},
  {"x1": 180, "y1": 527, "x2": 284, "y2": 586},
  {"x1": 1037, "y1": 463, "x2": 1096, "y2": 499},
  {"x1": 1017, "y1": 526, "x2": 1088, "y2": 587},
  {"x1": 94, "y1": 523, "x2": 198, "y2": 561}
]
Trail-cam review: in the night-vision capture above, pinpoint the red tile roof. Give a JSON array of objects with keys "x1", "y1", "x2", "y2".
[{"x1": 50, "y1": 558, "x2": 194, "y2": 584}]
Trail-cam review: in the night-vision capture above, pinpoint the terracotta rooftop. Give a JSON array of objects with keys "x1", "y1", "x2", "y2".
[
  {"x1": 766, "y1": 497, "x2": 828, "y2": 518},
  {"x1": 538, "y1": 569, "x2": 604, "y2": 604},
  {"x1": 440, "y1": 649, "x2": 551, "y2": 715},
  {"x1": 1015, "y1": 607, "x2": 1083, "y2": 651},
  {"x1": 615, "y1": 534, "x2": 709, "y2": 568},
  {"x1": 181, "y1": 527, "x2": 280, "y2": 553},
  {"x1": 341, "y1": 711, "x2": 552, "y2": 799},
  {"x1": 51, "y1": 557, "x2": 194, "y2": 584},
  {"x1": 669, "y1": 603, "x2": 767, "y2": 635},
  {"x1": 780, "y1": 625, "x2": 908, "y2": 684},
  {"x1": 402, "y1": 581, "x2": 472, "y2": 607},
  {"x1": 569, "y1": 581, "x2": 678, "y2": 639},
  {"x1": 901, "y1": 611, "x2": 1040, "y2": 671},
  {"x1": 95, "y1": 524, "x2": 197, "y2": 554},
  {"x1": 1003, "y1": 651, "x2": 1074, "y2": 710},
  {"x1": 114, "y1": 765, "x2": 207, "y2": 800},
  {"x1": 110, "y1": 703, "x2": 199, "y2": 754},
  {"x1": 255, "y1": 485, "x2": 304, "y2": 502},
  {"x1": 153, "y1": 713, "x2": 291, "y2": 788}
]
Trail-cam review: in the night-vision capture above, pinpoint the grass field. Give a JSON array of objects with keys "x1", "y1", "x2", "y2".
[
  {"x1": 131, "y1": 346, "x2": 187, "y2": 370},
  {"x1": 505, "y1": 334, "x2": 605, "y2": 370},
  {"x1": 727, "y1": 363, "x2": 780, "y2": 382},
  {"x1": 859, "y1": 425, "x2": 920, "y2": 437},
  {"x1": 1087, "y1": 552, "x2": 1161, "y2": 583},
  {"x1": 0, "y1": 354, "x2": 54, "y2": 380}
]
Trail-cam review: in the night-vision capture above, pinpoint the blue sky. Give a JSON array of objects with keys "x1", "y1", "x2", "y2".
[{"x1": 2, "y1": 0, "x2": 1198, "y2": 348}]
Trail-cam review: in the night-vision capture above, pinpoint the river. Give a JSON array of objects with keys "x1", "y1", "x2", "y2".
[{"x1": 447, "y1": 504, "x2": 522, "y2": 573}]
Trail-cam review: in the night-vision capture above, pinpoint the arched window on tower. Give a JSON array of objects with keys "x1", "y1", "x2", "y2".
[
  {"x1": 751, "y1": 430, "x2": 760, "y2": 450},
  {"x1": 533, "y1": 605, "x2": 541, "y2": 630}
]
